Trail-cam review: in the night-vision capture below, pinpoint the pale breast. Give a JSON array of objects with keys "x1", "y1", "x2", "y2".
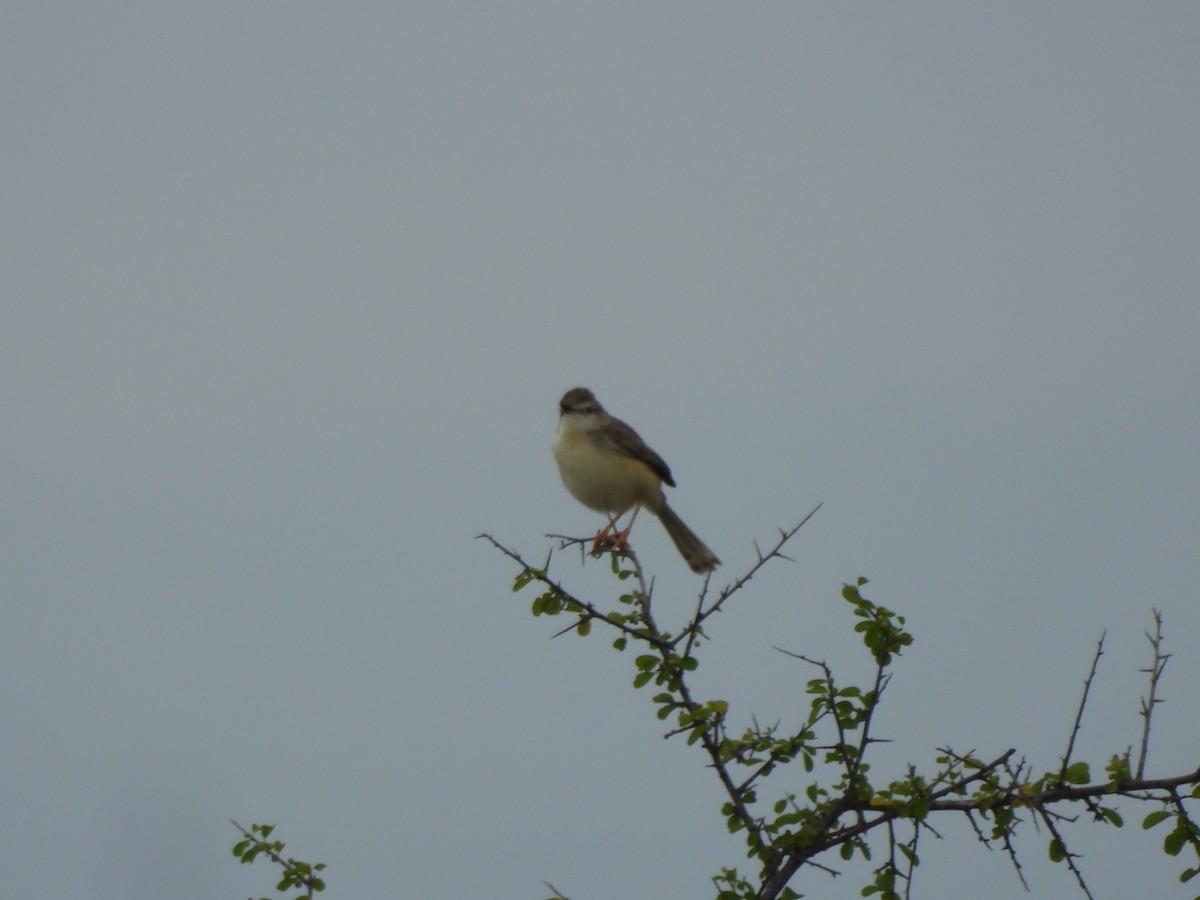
[{"x1": 553, "y1": 428, "x2": 663, "y2": 514}]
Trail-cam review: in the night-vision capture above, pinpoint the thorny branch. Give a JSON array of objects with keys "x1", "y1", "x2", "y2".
[
  {"x1": 1137, "y1": 609, "x2": 1169, "y2": 780},
  {"x1": 679, "y1": 503, "x2": 822, "y2": 654},
  {"x1": 1060, "y1": 631, "x2": 1105, "y2": 783},
  {"x1": 485, "y1": 517, "x2": 1200, "y2": 900}
]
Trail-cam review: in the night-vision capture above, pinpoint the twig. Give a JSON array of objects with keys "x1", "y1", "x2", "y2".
[
  {"x1": 1059, "y1": 632, "x2": 1105, "y2": 783},
  {"x1": 1038, "y1": 811, "x2": 1095, "y2": 900},
  {"x1": 476, "y1": 534, "x2": 670, "y2": 649},
  {"x1": 1137, "y1": 609, "x2": 1170, "y2": 779},
  {"x1": 677, "y1": 504, "x2": 822, "y2": 652},
  {"x1": 902, "y1": 823, "x2": 919, "y2": 900},
  {"x1": 919, "y1": 766, "x2": 1200, "y2": 811}
]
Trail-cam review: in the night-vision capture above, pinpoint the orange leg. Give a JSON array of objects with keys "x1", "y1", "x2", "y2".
[
  {"x1": 592, "y1": 518, "x2": 614, "y2": 554},
  {"x1": 590, "y1": 505, "x2": 642, "y2": 555},
  {"x1": 609, "y1": 502, "x2": 644, "y2": 551},
  {"x1": 590, "y1": 512, "x2": 619, "y2": 554}
]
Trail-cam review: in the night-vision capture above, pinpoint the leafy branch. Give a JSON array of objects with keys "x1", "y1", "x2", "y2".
[
  {"x1": 483, "y1": 512, "x2": 1200, "y2": 900},
  {"x1": 231, "y1": 821, "x2": 326, "y2": 900}
]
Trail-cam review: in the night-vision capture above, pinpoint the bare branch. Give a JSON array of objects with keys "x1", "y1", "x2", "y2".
[
  {"x1": 676, "y1": 504, "x2": 822, "y2": 651},
  {"x1": 1059, "y1": 631, "x2": 1105, "y2": 782},
  {"x1": 1137, "y1": 609, "x2": 1170, "y2": 779}
]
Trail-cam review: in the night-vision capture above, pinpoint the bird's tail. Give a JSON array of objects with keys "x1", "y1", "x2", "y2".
[{"x1": 655, "y1": 501, "x2": 720, "y2": 574}]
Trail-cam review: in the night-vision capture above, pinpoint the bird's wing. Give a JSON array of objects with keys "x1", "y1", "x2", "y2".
[{"x1": 594, "y1": 416, "x2": 676, "y2": 487}]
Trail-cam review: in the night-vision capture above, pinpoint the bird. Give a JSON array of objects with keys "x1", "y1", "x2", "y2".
[{"x1": 552, "y1": 387, "x2": 720, "y2": 574}]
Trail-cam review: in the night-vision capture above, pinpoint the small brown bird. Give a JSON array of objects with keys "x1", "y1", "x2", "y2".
[{"x1": 552, "y1": 387, "x2": 720, "y2": 574}]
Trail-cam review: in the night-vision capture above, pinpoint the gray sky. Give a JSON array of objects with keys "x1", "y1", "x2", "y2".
[{"x1": 3, "y1": 5, "x2": 1198, "y2": 899}]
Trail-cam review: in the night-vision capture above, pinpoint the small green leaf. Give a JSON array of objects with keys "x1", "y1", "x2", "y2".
[
  {"x1": 1063, "y1": 761, "x2": 1090, "y2": 785},
  {"x1": 632, "y1": 671, "x2": 653, "y2": 689},
  {"x1": 1048, "y1": 839, "x2": 1066, "y2": 862},
  {"x1": 612, "y1": 637, "x2": 627, "y2": 651},
  {"x1": 1143, "y1": 810, "x2": 1172, "y2": 830}
]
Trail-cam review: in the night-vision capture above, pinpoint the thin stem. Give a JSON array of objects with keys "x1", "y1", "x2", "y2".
[
  {"x1": 1137, "y1": 609, "x2": 1169, "y2": 780},
  {"x1": 1059, "y1": 631, "x2": 1105, "y2": 782},
  {"x1": 675, "y1": 504, "x2": 822, "y2": 653}
]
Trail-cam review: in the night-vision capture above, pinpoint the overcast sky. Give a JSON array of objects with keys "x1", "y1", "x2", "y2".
[{"x1": 3, "y1": 5, "x2": 1198, "y2": 900}]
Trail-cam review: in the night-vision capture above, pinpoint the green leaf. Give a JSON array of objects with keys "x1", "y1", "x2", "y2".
[
  {"x1": 632, "y1": 671, "x2": 653, "y2": 689},
  {"x1": 612, "y1": 637, "x2": 627, "y2": 651},
  {"x1": 1048, "y1": 839, "x2": 1066, "y2": 863},
  {"x1": 1143, "y1": 810, "x2": 1172, "y2": 830},
  {"x1": 575, "y1": 618, "x2": 591, "y2": 637},
  {"x1": 1165, "y1": 827, "x2": 1187, "y2": 856},
  {"x1": 635, "y1": 654, "x2": 658, "y2": 670},
  {"x1": 1105, "y1": 752, "x2": 1132, "y2": 783},
  {"x1": 1063, "y1": 761, "x2": 1090, "y2": 785}
]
